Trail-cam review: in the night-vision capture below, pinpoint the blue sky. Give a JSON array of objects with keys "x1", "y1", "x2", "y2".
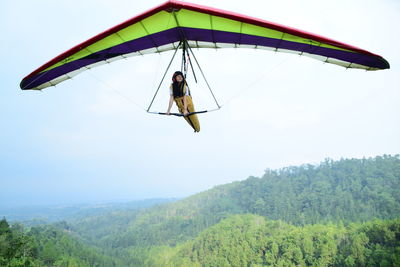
[{"x1": 1, "y1": 0, "x2": 399, "y2": 208}]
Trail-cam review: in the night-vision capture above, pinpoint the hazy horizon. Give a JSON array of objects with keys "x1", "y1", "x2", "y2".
[{"x1": 2, "y1": 154, "x2": 398, "y2": 209}]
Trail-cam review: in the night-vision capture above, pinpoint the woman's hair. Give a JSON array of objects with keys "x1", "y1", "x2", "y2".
[
  {"x1": 172, "y1": 71, "x2": 185, "y2": 82},
  {"x1": 171, "y1": 71, "x2": 188, "y2": 97}
]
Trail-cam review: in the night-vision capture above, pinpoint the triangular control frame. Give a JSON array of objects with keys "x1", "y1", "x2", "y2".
[{"x1": 146, "y1": 38, "x2": 221, "y2": 117}]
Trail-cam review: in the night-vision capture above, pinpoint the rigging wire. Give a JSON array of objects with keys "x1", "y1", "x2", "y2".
[
  {"x1": 149, "y1": 51, "x2": 164, "y2": 103},
  {"x1": 146, "y1": 41, "x2": 182, "y2": 112},
  {"x1": 184, "y1": 39, "x2": 221, "y2": 109},
  {"x1": 220, "y1": 54, "x2": 293, "y2": 107},
  {"x1": 73, "y1": 47, "x2": 293, "y2": 116},
  {"x1": 80, "y1": 63, "x2": 147, "y2": 111}
]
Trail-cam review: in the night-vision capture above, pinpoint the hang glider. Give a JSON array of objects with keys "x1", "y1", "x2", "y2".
[{"x1": 20, "y1": 0, "x2": 389, "y2": 90}]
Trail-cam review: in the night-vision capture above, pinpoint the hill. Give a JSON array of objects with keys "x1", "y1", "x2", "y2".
[
  {"x1": 2, "y1": 155, "x2": 399, "y2": 266},
  {"x1": 148, "y1": 215, "x2": 400, "y2": 267},
  {"x1": 66, "y1": 155, "x2": 400, "y2": 265},
  {"x1": 0, "y1": 218, "x2": 118, "y2": 266}
]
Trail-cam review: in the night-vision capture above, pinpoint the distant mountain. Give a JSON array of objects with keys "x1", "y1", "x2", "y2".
[
  {"x1": 65, "y1": 155, "x2": 399, "y2": 265},
  {"x1": 1, "y1": 198, "x2": 176, "y2": 224}
]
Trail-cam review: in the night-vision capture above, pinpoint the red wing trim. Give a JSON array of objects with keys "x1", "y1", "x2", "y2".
[{"x1": 23, "y1": 0, "x2": 384, "y2": 81}]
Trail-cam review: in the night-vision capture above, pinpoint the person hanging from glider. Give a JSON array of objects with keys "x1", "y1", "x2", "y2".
[
  {"x1": 19, "y1": 1, "x2": 389, "y2": 132},
  {"x1": 166, "y1": 71, "x2": 200, "y2": 132}
]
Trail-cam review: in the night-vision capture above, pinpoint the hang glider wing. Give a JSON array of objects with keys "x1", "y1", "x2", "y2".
[{"x1": 20, "y1": 0, "x2": 390, "y2": 90}]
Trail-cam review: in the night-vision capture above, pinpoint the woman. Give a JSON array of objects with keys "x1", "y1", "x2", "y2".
[{"x1": 166, "y1": 71, "x2": 200, "y2": 132}]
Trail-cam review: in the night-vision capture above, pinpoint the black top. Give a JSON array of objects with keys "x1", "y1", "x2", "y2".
[{"x1": 171, "y1": 82, "x2": 188, "y2": 98}]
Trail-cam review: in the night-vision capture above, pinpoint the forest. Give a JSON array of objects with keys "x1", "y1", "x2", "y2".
[
  {"x1": 0, "y1": 219, "x2": 118, "y2": 266},
  {"x1": 1, "y1": 155, "x2": 399, "y2": 266}
]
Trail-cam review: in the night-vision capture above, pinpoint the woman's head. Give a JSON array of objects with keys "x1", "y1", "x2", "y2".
[{"x1": 172, "y1": 71, "x2": 184, "y2": 83}]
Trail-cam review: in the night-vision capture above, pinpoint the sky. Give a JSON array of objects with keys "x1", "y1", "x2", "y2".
[{"x1": 1, "y1": 0, "x2": 399, "y2": 208}]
